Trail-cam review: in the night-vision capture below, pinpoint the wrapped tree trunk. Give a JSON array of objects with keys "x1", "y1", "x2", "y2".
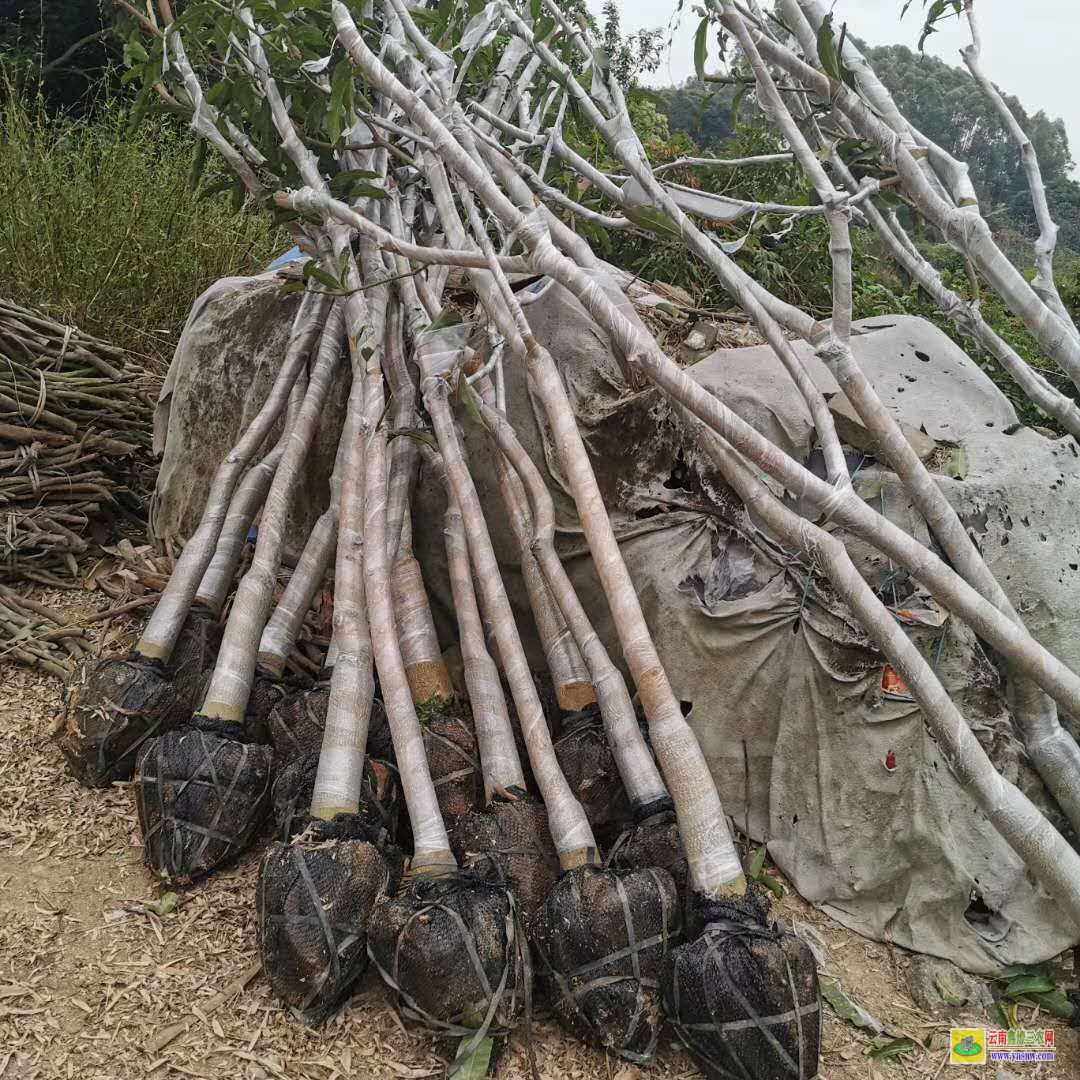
[
  {"x1": 258, "y1": 305, "x2": 395, "y2": 1024},
  {"x1": 55, "y1": 293, "x2": 328, "y2": 787},
  {"x1": 415, "y1": 322, "x2": 679, "y2": 1061},
  {"x1": 350, "y1": 262, "x2": 522, "y2": 1055},
  {"x1": 135, "y1": 301, "x2": 344, "y2": 883}
]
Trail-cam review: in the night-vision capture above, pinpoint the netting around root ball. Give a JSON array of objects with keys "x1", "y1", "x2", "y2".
[
  {"x1": 246, "y1": 675, "x2": 295, "y2": 746},
  {"x1": 135, "y1": 719, "x2": 272, "y2": 882},
  {"x1": 535, "y1": 864, "x2": 680, "y2": 1063},
  {"x1": 55, "y1": 609, "x2": 221, "y2": 788},
  {"x1": 663, "y1": 896, "x2": 821, "y2": 1080},
  {"x1": 607, "y1": 809, "x2": 689, "y2": 902},
  {"x1": 270, "y1": 750, "x2": 401, "y2": 845},
  {"x1": 420, "y1": 705, "x2": 481, "y2": 822},
  {"x1": 450, "y1": 795, "x2": 560, "y2": 934},
  {"x1": 554, "y1": 708, "x2": 632, "y2": 834},
  {"x1": 368, "y1": 871, "x2": 525, "y2": 1046},
  {"x1": 267, "y1": 685, "x2": 392, "y2": 767},
  {"x1": 257, "y1": 819, "x2": 392, "y2": 1024}
]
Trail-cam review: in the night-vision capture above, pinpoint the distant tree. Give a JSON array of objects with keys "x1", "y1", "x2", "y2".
[
  {"x1": 863, "y1": 43, "x2": 1080, "y2": 249},
  {"x1": 651, "y1": 79, "x2": 735, "y2": 149}
]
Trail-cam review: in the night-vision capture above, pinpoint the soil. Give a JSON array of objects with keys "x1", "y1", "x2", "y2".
[{"x1": 0, "y1": 585, "x2": 1077, "y2": 1080}]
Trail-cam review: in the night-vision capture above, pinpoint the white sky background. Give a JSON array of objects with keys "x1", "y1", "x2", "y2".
[{"x1": 588, "y1": 1, "x2": 1080, "y2": 166}]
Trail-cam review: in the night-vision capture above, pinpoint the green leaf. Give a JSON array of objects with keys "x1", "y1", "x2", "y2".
[
  {"x1": 820, "y1": 975, "x2": 882, "y2": 1033},
  {"x1": 394, "y1": 428, "x2": 438, "y2": 451},
  {"x1": 124, "y1": 36, "x2": 149, "y2": 67},
  {"x1": 428, "y1": 306, "x2": 463, "y2": 332},
  {"x1": 943, "y1": 445, "x2": 968, "y2": 480},
  {"x1": 307, "y1": 265, "x2": 342, "y2": 292},
  {"x1": 278, "y1": 280, "x2": 307, "y2": 295},
  {"x1": 816, "y1": 13, "x2": 842, "y2": 82},
  {"x1": 145, "y1": 891, "x2": 180, "y2": 917},
  {"x1": 451, "y1": 1035, "x2": 494, "y2": 1080},
  {"x1": 731, "y1": 81, "x2": 748, "y2": 126},
  {"x1": 870, "y1": 1037, "x2": 917, "y2": 1061},
  {"x1": 623, "y1": 205, "x2": 681, "y2": 239},
  {"x1": 1028, "y1": 990, "x2": 1075, "y2": 1020},
  {"x1": 757, "y1": 871, "x2": 785, "y2": 900},
  {"x1": 1003, "y1": 973, "x2": 1057, "y2": 999},
  {"x1": 330, "y1": 169, "x2": 380, "y2": 190},
  {"x1": 693, "y1": 16, "x2": 709, "y2": 83},
  {"x1": 456, "y1": 370, "x2": 487, "y2": 430},
  {"x1": 994, "y1": 964, "x2": 1048, "y2": 981},
  {"x1": 745, "y1": 845, "x2": 767, "y2": 880},
  {"x1": 188, "y1": 138, "x2": 208, "y2": 192},
  {"x1": 327, "y1": 58, "x2": 354, "y2": 145}
]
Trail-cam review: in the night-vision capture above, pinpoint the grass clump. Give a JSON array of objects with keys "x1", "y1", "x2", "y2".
[{"x1": 0, "y1": 87, "x2": 283, "y2": 369}]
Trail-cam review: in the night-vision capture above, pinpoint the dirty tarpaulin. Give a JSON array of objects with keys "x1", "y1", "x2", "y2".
[{"x1": 410, "y1": 278, "x2": 1078, "y2": 974}]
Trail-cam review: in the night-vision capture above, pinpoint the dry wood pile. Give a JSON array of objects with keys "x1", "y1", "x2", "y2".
[
  {"x1": 1, "y1": 300, "x2": 158, "y2": 672},
  {"x1": 0, "y1": 300, "x2": 157, "y2": 576}
]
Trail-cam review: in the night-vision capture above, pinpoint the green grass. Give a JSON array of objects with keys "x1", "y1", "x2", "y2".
[{"x1": 0, "y1": 86, "x2": 284, "y2": 370}]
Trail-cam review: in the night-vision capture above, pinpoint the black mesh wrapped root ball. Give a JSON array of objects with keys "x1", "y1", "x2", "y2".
[
  {"x1": 54, "y1": 609, "x2": 221, "y2": 788},
  {"x1": 663, "y1": 895, "x2": 822, "y2": 1080},
  {"x1": 420, "y1": 705, "x2": 482, "y2": 822},
  {"x1": 135, "y1": 719, "x2": 272, "y2": 882},
  {"x1": 450, "y1": 795, "x2": 560, "y2": 934},
  {"x1": 245, "y1": 675, "x2": 294, "y2": 746},
  {"x1": 607, "y1": 808, "x2": 689, "y2": 901},
  {"x1": 368, "y1": 871, "x2": 525, "y2": 1045},
  {"x1": 257, "y1": 817, "x2": 393, "y2": 1024},
  {"x1": 535, "y1": 864, "x2": 680, "y2": 1063},
  {"x1": 270, "y1": 750, "x2": 401, "y2": 845},
  {"x1": 267, "y1": 685, "x2": 392, "y2": 767},
  {"x1": 554, "y1": 708, "x2": 632, "y2": 833}
]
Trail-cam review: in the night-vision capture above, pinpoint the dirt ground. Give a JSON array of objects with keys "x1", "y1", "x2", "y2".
[{"x1": 1, "y1": 586, "x2": 1077, "y2": 1080}]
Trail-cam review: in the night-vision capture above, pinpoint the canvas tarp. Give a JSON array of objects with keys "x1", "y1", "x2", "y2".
[{"x1": 154, "y1": 270, "x2": 1080, "y2": 972}]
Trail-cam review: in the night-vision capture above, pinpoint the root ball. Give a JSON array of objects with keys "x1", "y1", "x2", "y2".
[
  {"x1": 55, "y1": 610, "x2": 220, "y2": 788},
  {"x1": 420, "y1": 705, "x2": 481, "y2": 822},
  {"x1": 270, "y1": 751, "x2": 400, "y2": 845},
  {"x1": 368, "y1": 872, "x2": 523, "y2": 1036},
  {"x1": 267, "y1": 686, "x2": 392, "y2": 767},
  {"x1": 607, "y1": 809, "x2": 689, "y2": 900},
  {"x1": 536, "y1": 864, "x2": 679, "y2": 1062},
  {"x1": 135, "y1": 720, "x2": 272, "y2": 882},
  {"x1": 554, "y1": 709, "x2": 631, "y2": 832},
  {"x1": 257, "y1": 820, "x2": 391, "y2": 1023},
  {"x1": 663, "y1": 896, "x2": 821, "y2": 1080},
  {"x1": 450, "y1": 796, "x2": 560, "y2": 933}
]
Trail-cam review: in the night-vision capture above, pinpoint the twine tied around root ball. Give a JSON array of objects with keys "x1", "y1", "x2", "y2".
[
  {"x1": 257, "y1": 818, "x2": 394, "y2": 1023},
  {"x1": 535, "y1": 864, "x2": 680, "y2": 1063},
  {"x1": 368, "y1": 869, "x2": 531, "y2": 1071},
  {"x1": 663, "y1": 901, "x2": 822, "y2": 1080},
  {"x1": 135, "y1": 719, "x2": 272, "y2": 882}
]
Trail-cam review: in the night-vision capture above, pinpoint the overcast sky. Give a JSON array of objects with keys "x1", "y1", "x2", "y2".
[{"x1": 589, "y1": 1, "x2": 1080, "y2": 164}]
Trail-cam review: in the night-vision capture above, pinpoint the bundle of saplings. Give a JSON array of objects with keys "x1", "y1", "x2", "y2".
[
  {"x1": 258, "y1": 263, "x2": 398, "y2": 1021},
  {"x1": 56, "y1": 292, "x2": 329, "y2": 790},
  {"x1": 66, "y1": 0, "x2": 1080, "y2": 1075}
]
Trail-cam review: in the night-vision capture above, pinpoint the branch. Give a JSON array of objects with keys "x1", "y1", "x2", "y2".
[
  {"x1": 961, "y1": 0, "x2": 1078, "y2": 338},
  {"x1": 41, "y1": 29, "x2": 113, "y2": 76}
]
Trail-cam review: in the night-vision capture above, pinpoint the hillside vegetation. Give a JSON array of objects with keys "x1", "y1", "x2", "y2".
[{"x1": 1, "y1": 7, "x2": 1077, "y2": 422}]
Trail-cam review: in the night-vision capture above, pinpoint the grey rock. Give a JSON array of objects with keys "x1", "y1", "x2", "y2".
[{"x1": 908, "y1": 956, "x2": 994, "y2": 1016}]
